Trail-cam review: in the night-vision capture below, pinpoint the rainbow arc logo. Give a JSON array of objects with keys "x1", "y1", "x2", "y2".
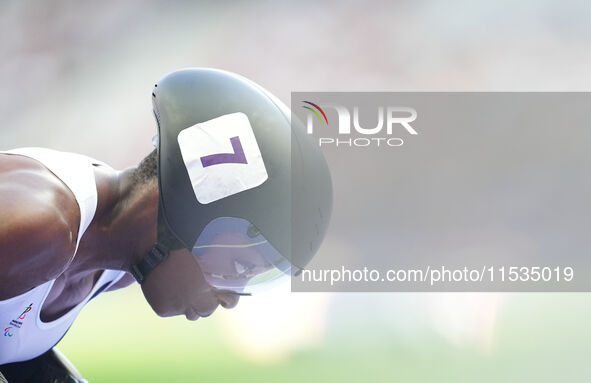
[{"x1": 302, "y1": 101, "x2": 328, "y2": 125}]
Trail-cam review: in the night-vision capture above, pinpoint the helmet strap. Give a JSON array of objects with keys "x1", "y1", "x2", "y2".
[
  {"x1": 131, "y1": 208, "x2": 186, "y2": 284},
  {"x1": 130, "y1": 243, "x2": 170, "y2": 284}
]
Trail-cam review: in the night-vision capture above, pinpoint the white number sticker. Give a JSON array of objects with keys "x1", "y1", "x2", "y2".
[{"x1": 177, "y1": 112, "x2": 268, "y2": 204}]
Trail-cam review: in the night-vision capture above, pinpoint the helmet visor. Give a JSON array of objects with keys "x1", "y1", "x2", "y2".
[{"x1": 192, "y1": 217, "x2": 294, "y2": 295}]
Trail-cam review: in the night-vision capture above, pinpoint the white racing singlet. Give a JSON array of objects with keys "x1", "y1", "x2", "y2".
[{"x1": 0, "y1": 147, "x2": 126, "y2": 365}]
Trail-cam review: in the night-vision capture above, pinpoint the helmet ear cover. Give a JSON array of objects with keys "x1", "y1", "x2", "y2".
[{"x1": 131, "y1": 68, "x2": 333, "y2": 291}]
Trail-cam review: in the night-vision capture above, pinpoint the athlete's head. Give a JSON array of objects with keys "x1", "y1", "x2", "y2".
[{"x1": 133, "y1": 68, "x2": 332, "y2": 319}]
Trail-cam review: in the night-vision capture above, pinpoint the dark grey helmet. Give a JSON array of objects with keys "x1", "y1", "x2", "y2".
[{"x1": 131, "y1": 68, "x2": 332, "y2": 294}]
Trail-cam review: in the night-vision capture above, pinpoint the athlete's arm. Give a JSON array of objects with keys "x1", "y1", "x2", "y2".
[{"x1": 0, "y1": 154, "x2": 80, "y2": 300}]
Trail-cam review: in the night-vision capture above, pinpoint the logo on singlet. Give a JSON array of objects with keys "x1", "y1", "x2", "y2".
[{"x1": 3, "y1": 303, "x2": 33, "y2": 337}]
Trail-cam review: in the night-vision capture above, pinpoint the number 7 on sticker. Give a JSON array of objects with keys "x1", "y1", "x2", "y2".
[{"x1": 200, "y1": 136, "x2": 248, "y2": 167}]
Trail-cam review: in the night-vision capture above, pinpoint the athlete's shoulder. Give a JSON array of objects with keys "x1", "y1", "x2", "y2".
[{"x1": 0, "y1": 153, "x2": 80, "y2": 299}]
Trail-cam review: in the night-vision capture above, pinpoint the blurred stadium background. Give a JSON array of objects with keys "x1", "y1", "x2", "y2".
[{"x1": 2, "y1": 1, "x2": 591, "y2": 381}]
